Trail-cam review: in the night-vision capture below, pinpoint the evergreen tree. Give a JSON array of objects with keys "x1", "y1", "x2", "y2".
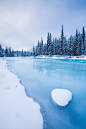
[
  {"x1": 2, "y1": 48, "x2": 4, "y2": 57},
  {"x1": 57, "y1": 38, "x2": 61, "y2": 55},
  {"x1": 11, "y1": 50, "x2": 14, "y2": 57},
  {"x1": 39, "y1": 42, "x2": 41, "y2": 55},
  {"x1": 82, "y1": 26, "x2": 85, "y2": 54},
  {"x1": 63, "y1": 36, "x2": 66, "y2": 55},
  {"x1": 36, "y1": 46, "x2": 38, "y2": 56},
  {"x1": 0, "y1": 44, "x2": 2, "y2": 57},
  {"x1": 78, "y1": 32, "x2": 83, "y2": 55},
  {"x1": 51, "y1": 42, "x2": 53, "y2": 56},
  {"x1": 17, "y1": 51, "x2": 18, "y2": 56},
  {"x1": 73, "y1": 29, "x2": 79, "y2": 56},
  {"x1": 33, "y1": 46, "x2": 36, "y2": 57},
  {"x1": 8, "y1": 47, "x2": 11, "y2": 57},
  {"x1": 38, "y1": 40, "x2": 40, "y2": 55},
  {"x1": 21, "y1": 49, "x2": 23, "y2": 56},
  {"x1": 49, "y1": 33, "x2": 52, "y2": 56},
  {"x1": 23, "y1": 51, "x2": 26, "y2": 56},
  {"x1": 5, "y1": 47, "x2": 8, "y2": 57},
  {"x1": 43, "y1": 43, "x2": 47, "y2": 55},
  {"x1": 55, "y1": 38, "x2": 58, "y2": 55},
  {"x1": 40, "y1": 38, "x2": 43, "y2": 55},
  {"x1": 69, "y1": 36, "x2": 73, "y2": 56},
  {"x1": 61, "y1": 25, "x2": 64, "y2": 55},
  {"x1": 52, "y1": 38, "x2": 55, "y2": 55},
  {"x1": 47, "y1": 32, "x2": 50, "y2": 55},
  {"x1": 64, "y1": 38, "x2": 68, "y2": 55}
]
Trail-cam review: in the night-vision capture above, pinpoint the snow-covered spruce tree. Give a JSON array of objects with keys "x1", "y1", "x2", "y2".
[
  {"x1": 57, "y1": 38, "x2": 60, "y2": 55},
  {"x1": 52, "y1": 38, "x2": 55, "y2": 55},
  {"x1": 23, "y1": 51, "x2": 27, "y2": 56},
  {"x1": 63, "y1": 36, "x2": 66, "y2": 55},
  {"x1": 46, "y1": 32, "x2": 51, "y2": 55},
  {"x1": 57, "y1": 38, "x2": 61, "y2": 55},
  {"x1": 73, "y1": 29, "x2": 79, "y2": 56},
  {"x1": 2, "y1": 48, "x2": 5, "y2": 57},
  {"x1": 49, "y1": 33, "x2": 52, "y2": 56},
  {"x1": 41, "y1": 38, "x2": 43, "y2": 55},
  {"x1": 46, "y1": 32, "x2": 49, "y2": 55},
  {"x1": 43, "y1": 43, "x2": 47, "y2": 55},
  {"x1": 78, "y1": 32, "x2": 83, "y2": 55},
  {"x1": 54, "y1": 38, "x2": 58, "y2": 55},
  {"x1": 51, "y1": 39, "x2": 54, "y2": 56},
  {"x1": 85, "y1": 40, "x2": 86, "y2": 55},
  {"x1": 38, "y1": 42, "x2": 41, "y2": 55},
  {"x1": 76, "y1": 30, "x2": 80, "y2": 56},
  {"x1": 36, "y1": 45, "x2": 38, "y2": 56},
  {"x1": 17, "y1": 50, "x2": 19, "y2": 56},
  {"x1": 8, "y1": 47, "x2": 12, "y2": 57},
  {"x1": 60, "y1": 25, "x2": 64, "y2": 55},
  {"x1": 0, "y1": 44, "x2": 2, "y2": 57},
  {"x1": 5, "y1": 47, "x2": 9, "y2": 57},
  {"x1": 71, "y1": 36, "x2": 74, "y2": 56},
  {"x1": 37, "y1": 40, "x2": 40, "y2": 56},
  {"x1": 67, "y1": 39, "x2": 70, "y2": 56},
  {"x1": 38, "y1": 38, "x2": 43, "y2": 55},
  {"x1": 33, "y1": 46, "x2": 36, "y2": 56},
  {"x1": 72, "y1": 36, "x2": 75, "y2": 56},
  {"x1": 54, "y1": 38, "x2": 60, "y2": 55},
  {"x1": 64, "y1": 37, "x2": 68, "y2": 55},
  {"x1": 11, "y1": 50, "x2": 14, "y2": 57},
  {"x1": 21, "y1": 49, "x2": 23, "y2": 56},
  {"x1": 82, "y1": 26, "x2": 85, "y2": 54},
  {"x1": 68, "y1": 36, "x2": 73, "y2": 56}
]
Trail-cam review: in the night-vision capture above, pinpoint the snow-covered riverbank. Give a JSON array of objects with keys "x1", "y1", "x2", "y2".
[
  {"x1": 0, "y1": 58, "x2": 43, "y2": 129},
  {"x1": 35, "y1": 55, "x2": 86, "y2": 60}
]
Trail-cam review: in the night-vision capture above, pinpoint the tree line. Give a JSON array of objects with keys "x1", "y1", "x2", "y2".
[
  {"x1": 33, "y1": 25, "x2": 86, "y2": 56},
  {"x1": 0, "y1": 45, "x2": 31, "y2": 57}
]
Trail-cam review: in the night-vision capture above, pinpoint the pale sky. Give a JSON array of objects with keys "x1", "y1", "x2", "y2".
[{"x1": 0, "y1": 0, "x2": 86, "y2": 50}]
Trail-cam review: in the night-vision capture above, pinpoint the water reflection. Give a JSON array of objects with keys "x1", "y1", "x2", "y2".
[{"x1": 33, "y1": 58, "x2": 86, "y2": 82}]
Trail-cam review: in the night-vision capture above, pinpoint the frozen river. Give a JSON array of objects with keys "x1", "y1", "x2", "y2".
[{"x1": 3, "y1": 57, "x2": 86, "y2": 129}]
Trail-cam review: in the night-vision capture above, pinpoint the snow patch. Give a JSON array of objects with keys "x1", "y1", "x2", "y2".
[
  {"x1": 51, "y1": 89, "x2": 72, "y2": 107},
  {"x1": 0, "y1": 58, "x2": 43, "y2": 129}
]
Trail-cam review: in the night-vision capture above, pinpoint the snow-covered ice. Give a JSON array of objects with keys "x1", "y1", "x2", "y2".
[
  {"x1": 0, "y1": 58, "x2": 43, "y2": 129},
  {"x1": 51, "y1": 89, "x2": 72, "y2": 106}
]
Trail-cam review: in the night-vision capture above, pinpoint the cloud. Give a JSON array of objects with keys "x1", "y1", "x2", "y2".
[{"x1": 0, "y1": 0, "x2": 85, "y2": 50}]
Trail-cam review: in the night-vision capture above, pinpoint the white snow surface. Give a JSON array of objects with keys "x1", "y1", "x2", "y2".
[
  {"x1": 36, "y1": 55, "x2": 86, "y2": 59},
  {"x1": 0, "y1": 58, "x2": 43, "y2": 129},
  {"x1": 51, "y1": 89, "x2": 72, "y2": 107}
]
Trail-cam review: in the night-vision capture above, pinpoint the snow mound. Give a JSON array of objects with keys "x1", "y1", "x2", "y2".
[
  {"x1": 51, "y1": 89, "x2": 72, "y2": 106},
  {"x1": 0, "y1": 58, "x2": 43, "y2": 129}
]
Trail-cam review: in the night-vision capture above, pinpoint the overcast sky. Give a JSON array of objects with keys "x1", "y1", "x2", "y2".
[{"x1": 0, "y1": 0, "x2": 86, "y2": 50}]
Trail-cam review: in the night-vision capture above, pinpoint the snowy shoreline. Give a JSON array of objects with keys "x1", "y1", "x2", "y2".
[
  {"x1": 35, "y1": 55, "x2": 86, "y2": 60},
  {"x1": 0, "y1": 58, "x2": 43, "y2": 129}
]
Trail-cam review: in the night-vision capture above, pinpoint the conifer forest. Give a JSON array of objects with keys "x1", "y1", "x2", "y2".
[{"x1": 33, "y1": 25, "x2": 86, "y2": 56}]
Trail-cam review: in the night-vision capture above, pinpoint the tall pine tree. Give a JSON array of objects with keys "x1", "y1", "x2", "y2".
[
  {"x1": 61, "y1": 25, "x2": 64, "y2": 55},
  {"x1": 82, "y1": 26, "x2": 85, "y2": 54},
  {"x1": 47, "y1": 32, "x2": 50, "y2": 55},
  {"x1": 0, "y1": 44, "x2": 2, "y2": 57}
]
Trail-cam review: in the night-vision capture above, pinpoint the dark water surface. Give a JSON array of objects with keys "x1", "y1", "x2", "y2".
[{"x1": 3, "y1": 57, "x2": 86, "y2": 129}]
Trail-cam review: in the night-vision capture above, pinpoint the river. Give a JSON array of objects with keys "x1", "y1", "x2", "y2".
[{"x1": 3, "y1": 57, "x2": 86, "y2": 129}]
